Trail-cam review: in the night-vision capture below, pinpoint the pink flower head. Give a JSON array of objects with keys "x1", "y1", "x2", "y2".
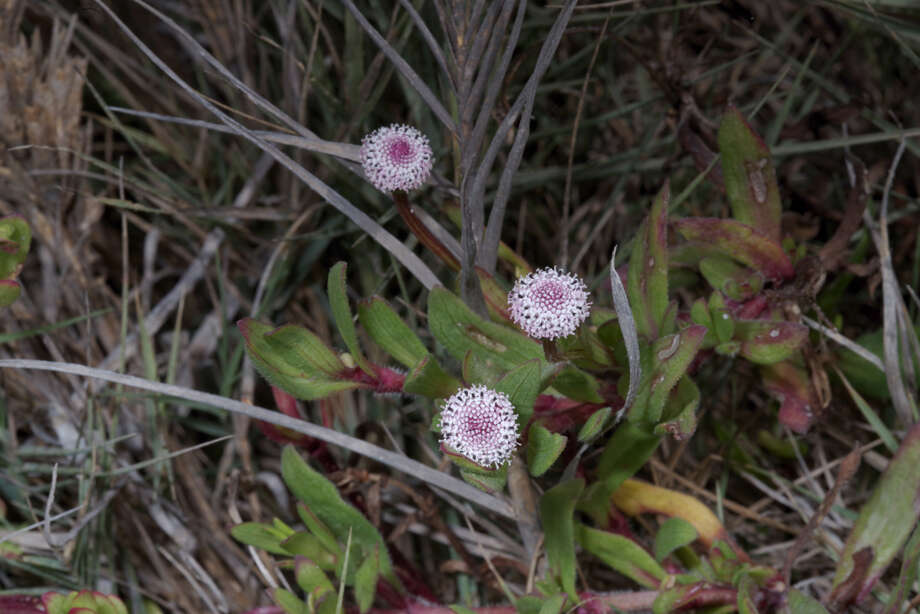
[
  {"x1": 360, "y1": 124, "x2": 434, "y2": 192},
  {"x1": 440, "y1": 385, "x2": 519, "y2": 468},
  {"x1": 509, "y1": 267, "x2": 591, "y2": 339}
]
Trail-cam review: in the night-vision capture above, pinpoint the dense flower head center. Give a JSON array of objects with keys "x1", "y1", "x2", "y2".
[
  {"x1": 387, "y1": 139, "x2": 413, "y2": 164},
  {"x1": 508, "y1": 267, "x2": 591, "y2": 340},
  {"x1": 439, "y1": 385, "x2": 519, "y2": 468},
  {"x1": 360, "y1": 124, "x2": 434, "y2": 193}
]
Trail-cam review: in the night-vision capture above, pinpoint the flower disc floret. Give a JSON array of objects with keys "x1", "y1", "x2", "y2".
[
  {"x1": 360, "y1": 124, "x2": 434, "y2": 193},
  {"x1": 508, "y1": 267, "x2": 591, "y2": 340},
  {"x1": 439, "y1": 385, "x2": 519, "y2": 468}
]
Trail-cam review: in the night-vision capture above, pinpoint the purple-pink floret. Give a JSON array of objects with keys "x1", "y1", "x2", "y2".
[
  {"x1": 360, "y1": 124, "x2": 434, "y2": 193},
  {"x1": 440, "y1": 385, "x2": 519, "y2": 468},
  {"x1": 509, "y1": 267, "x2": 591, "y2": 340}
]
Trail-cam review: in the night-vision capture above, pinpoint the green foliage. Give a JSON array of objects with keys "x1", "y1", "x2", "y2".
[
  {"x1": 42, "y1": 590, "x2": 128, "y2": 614},
  {"x1": 654, "y1": 518, "x2": 699, "y2": 562},
  {"x1": 830, "y1": 422, "x2": 920, "y2": 609},
  {"x1": 0, "y1": 215, "x2": 30, "y2": 308},
  {"x1": 232, "y1": 446, "x2": 402, "y2": 613},
  {"x1": 576, "y1": 524, "x2": 667, "y2": 589},
  {"x1": 526, "y1": 423, "x2": 567, "y2": 477},
  {"x1": 540, "y1": 479, "x2": 584, "y2": 600}
]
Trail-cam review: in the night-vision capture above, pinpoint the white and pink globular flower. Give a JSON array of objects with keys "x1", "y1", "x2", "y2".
[
  {"x1": 360, "y1": 124, "x2": 434, "y2": 193},
  {"x1": 439, "y1": 385, "x2": 519, "y2": 469},
  {"x1": 509, "y1": 267, "x2": 591, "y2": 340}
]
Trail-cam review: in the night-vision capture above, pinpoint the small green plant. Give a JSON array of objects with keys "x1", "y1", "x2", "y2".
[
  {"x1": 232, "y1": 446, "x2": 400, "y2": 614},
  {"x1": 0, "y1": 214, "x2": 31, "y2": 308},
  {"x1": 0, "y1": 590, "x2": 128, "y2": 614}
]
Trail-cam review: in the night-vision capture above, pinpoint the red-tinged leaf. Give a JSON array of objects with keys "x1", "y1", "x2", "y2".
[
  {"x1": 653, "y1": 582, "x2": 738, "y2": 612},
  {"x1": 699, "y1": 255, "x2": 763, "y2": 301},
  {"x1": 393, "y1": 191, "x2": 460, "y2": 271},
  {"x1": 735, "y1": 320, "x2": 808, "y2": 365},
  {"x1": 0, "y1": 595, "x2": 42, "y2": 614},
  {"x1": 761, "y1": 362, "x2": 819, "y2": 433},
  {"x1": 272, "y1": 386, "x2": 303, "y2": 419},
  {"x1": 673, "y1": 218, "x2": 794, "y2": 281},
  {"x1": 830, "y1": 422, "x2": 920, "y2": 608},
  {"x1": 627, "y1": 182, "x2": 670, "y2": 339},
  {"x1": 718, "y1": 105, "x2": 782, "y2": 241}
]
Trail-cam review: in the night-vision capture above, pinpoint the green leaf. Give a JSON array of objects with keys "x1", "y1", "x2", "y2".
[
  {"x1": 646, "y1": 325, "x2": 707, "y2": 423},
  {"x1": 493, "y1": 359, "x2": 541, "y2": 427},
  {"x1": 459, "y1": 466, "x2": 509, "y2": 492},
  {"x1": 515, "y1": 596, "x2": 544, "y2": 614},
  {"x1": 0, "y1": 280, "x2": 21, "y2": 308},
  {"x1": 449, "y1": 606, "x2": 477, "y2": 614},
  {"x1": 540, "y1": 479, "x2": 584, "y2": 600},
  {"x1": 526, "y1": 424, "x2": 567, "y2": 477},
  {"x1": 881, "y1": 523, "x2": 920, "y2": 614},
  {"x1": 831, "y1": 422, "x2": 920, "y2": 608},
  {"x1": 296, "y1": 502, "x2": 343, "y2": 559},
  {"x1": 295, "y1": 557, "x2": 335, "y2": 600},
  {"x1": 402, "y1": 354, "x2": 460, "y2": 398},
  {"x1": 0, "y1": 215, "x2": 31, "y2": 280},
  {"x1": 281, "y1": 446, "x2": 400, "y2": 590},
  {"x1": 654, "y1": 518, "x2": 699, "y2": 562},
  {"x1": 735, "y1": 320, "x2": 808, "y2": 365},
  {"x1": 718, "y1": 105, "x2": 782, "y2": 241},
  {"x1": 673, "y1": 218, "x2": 793, "y2": 281},
  {"x1": 238, "y1": 319, "x2": 360, "y2": 400},
  {"x1": 787, "y1": 589, "x2": 830, "y2": 614},
  {"x1": 579, "y1": 422, "x2": 661, "y2": 525},
  {"x1": 708, "y1": 291, "x2": 734, "y2": 344},
  {"x1": 428, "y1": 286, "x2": 544, "y2": 371},
  {"x1": 654, "y1": 376, "x2": 700, "y2": 440},
  {"x1": 576, "y1": 524, "x2": 667, "y2": 588},
  {"x1": 357, "y1": 296, "x2": 428, "y2": 368},
  {"x1": 537, "y1": 593, "x2": 566, "y2": 614},
  {"x1": 577, "y1": 406, "x2": 612, "y2": 442},
  {"x1": 354, "y1": 546, "x2": 380, "y2": 613},
  {"x1": 627, "y1": 182, "x2": 670, "y2": 339},
  {"x1": 699, "y1": 255, "x2": 763, "y2": 301},
  {"x1": 231, "y1": 521, "x2": 293, "y2": 556},
  {"x1": 551, "y1": 365, "x2": 604, "y2": 403},
  {"x1": 328, "y1": 262, "x2": 373, "y2": 375},
  {"x1": 281, "y1": 532, "x2": 337, "y2": 570},
  {"x1": 273, "y1": 588, "x2": 308, "y2": 614},
  {"x1": 736, "y1": 575, "x2": 758, "y2": 614}
]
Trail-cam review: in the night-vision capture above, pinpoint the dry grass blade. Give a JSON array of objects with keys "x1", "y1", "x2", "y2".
[
  {"x1": 610, "y1": 246, "x2": 640, "y2": 420},
  {"x1": 865, "y1": 139, "x2": 917, "y2": 424},
  {"x1": 90, "y1": 0, "x2": 442, "y2": 290},
  {"x1": 477, "y1": 0, "x2": 578, "y2": 273},
  {"x1": 0, "y1": 359, "x2": 516, "y2": 519},
  {"x1": 108, "y1": 108, "x2": 362, "y2": 161},
  {"x1": 342, "y1": 0, "x2": 456, "y2": 134}
]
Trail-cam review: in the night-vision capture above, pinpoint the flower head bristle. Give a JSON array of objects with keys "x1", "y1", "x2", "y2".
[
  {"x1": 508, "y1": 267, "x2": 591, "y2": 340},
  {"x1": 360, "y1": 124, "x2": 434, "y2": 193},
  {"x1": 439, "y1": 385, "x2": 519, "y2": 468}
]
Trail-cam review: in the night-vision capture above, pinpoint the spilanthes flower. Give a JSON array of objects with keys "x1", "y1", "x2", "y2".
[
  {"x1": 360, "y1": 124, "x2": 433, "y2": 193},
  {"x1": 439, "y1": 385, "x2": 519, "y2": 468},
  {"x1": 509, "y1": 267, "x2": 591, "y2": 340}
]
